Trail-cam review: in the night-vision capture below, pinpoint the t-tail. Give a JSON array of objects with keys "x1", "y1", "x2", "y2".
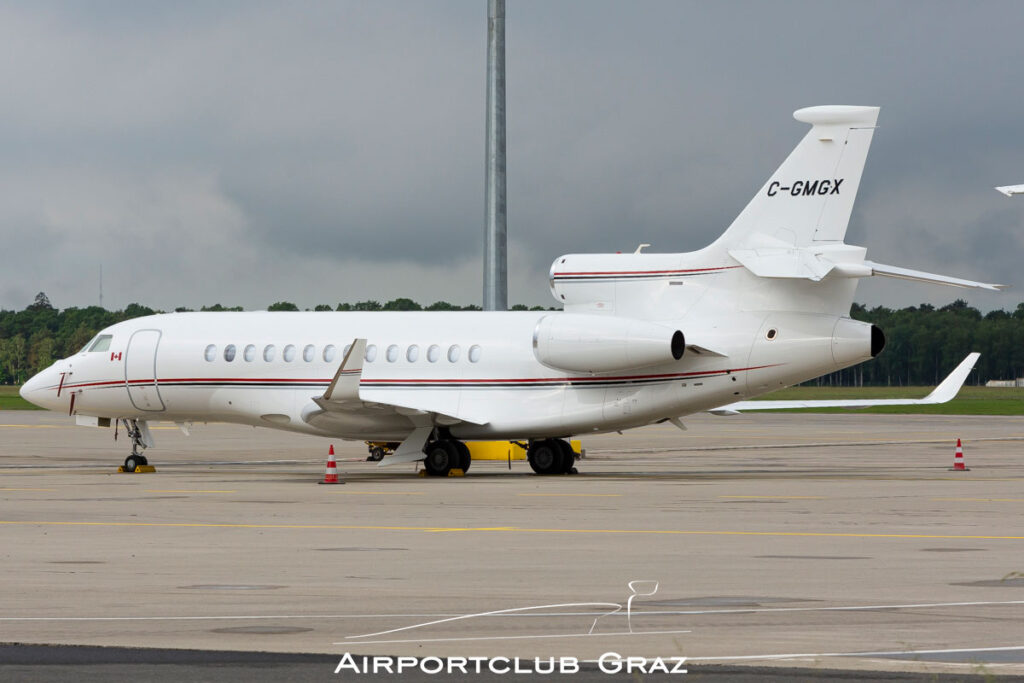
[
  {"x1": 549, "y1": 105, "x2": 1003, "y2": 321},
  {"x1": 713, "y1": 105, "x2": 880, "y2": 251}
]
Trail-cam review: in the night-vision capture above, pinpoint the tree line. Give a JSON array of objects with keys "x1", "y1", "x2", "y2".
[
  {"x1": 2, "y1": 293, "x2": 1021, "y2": 386},
  {"x1": 0, "y1": 293, "x2": 548, "y2": 384}
]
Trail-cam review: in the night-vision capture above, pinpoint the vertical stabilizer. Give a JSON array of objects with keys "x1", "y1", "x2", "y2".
[{"x1": 713, "y1": 105, "x2": 879, "y2": 250}]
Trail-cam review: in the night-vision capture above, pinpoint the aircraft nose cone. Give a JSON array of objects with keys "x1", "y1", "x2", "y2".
[{"x1": 19, "y1": 370, "x2": 50, "y2": 408}]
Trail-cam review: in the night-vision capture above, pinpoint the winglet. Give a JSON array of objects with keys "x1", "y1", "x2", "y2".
[
  {"x1": 921, "y1": 352, "x2": 980, "y2": 404},
  {"x1": 322, "y1": 339, "x2": 367, "y2": 402}
]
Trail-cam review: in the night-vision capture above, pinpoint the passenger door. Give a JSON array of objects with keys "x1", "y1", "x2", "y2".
[{"x1": 125, "y1": 329, "x2": 166, "y2": 412}]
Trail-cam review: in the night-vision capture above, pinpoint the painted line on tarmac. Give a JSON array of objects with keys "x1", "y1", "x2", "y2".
[
  {"x1": 334, "y1": 629, "x2": 694, "y2": 647},
  {"x1": 145, "y1": 489, "x2": 237, "y2": 494},
  {"x1": 719, "y1": 495, "x2": 826, "y2": 500},
  {"x1": 3, "y1": 599, "x2": 1022, "y2": 623},
  {"x1": 687, "y1": 644, "x2": 1024, "y2": 663},
  {"x1": 0, "y1": 424, "x2": 70, "y2": 429},
  {"x1": 2, "y1": 519, "x2": 1023, "y2": 540},
  {"x1": 0, "y1": 459, "x2": 311, "y2": 470},
  {"x1": 933, "y1": 497, "x2": 1024, "y2": 502},
  {"x1": 588, "y1": 435, "x2": 1024, "y2": 454},
  {"x1": 0, "y1": 488, "x2": 56, "y2": 492},
  {"x1": 332, "y1": 491, "x2": 427, "y2": 495},
  {"x1": 517, "y1": 493, "x2": 623, "y2": 497}
]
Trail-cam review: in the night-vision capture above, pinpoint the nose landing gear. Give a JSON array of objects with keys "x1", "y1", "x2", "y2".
[{"x1": 119, "y1": 419, "x2": 153, "y2": 472}]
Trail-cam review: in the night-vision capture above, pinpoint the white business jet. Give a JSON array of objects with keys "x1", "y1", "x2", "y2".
[{"x1": 20, "y1": 106, "x2": 997, "y2": 476}]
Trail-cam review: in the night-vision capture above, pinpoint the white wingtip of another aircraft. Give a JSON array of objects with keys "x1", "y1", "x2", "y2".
[
  {"x1": 921, "y1": 352, "x2": 980, "y2": 404},
  {"x1": 716, "y1": 353, "x2": 980, "y2": 413},
  {"x1": 995, "y1": 184, "x2": 1024, "y2": 197}
]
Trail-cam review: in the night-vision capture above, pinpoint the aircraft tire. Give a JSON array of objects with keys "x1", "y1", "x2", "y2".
[
  {"x1": 423, "y1": 441, "x2": 457, "y2": 477},
  {"x1": 454, "y1": 441, "x2": 471, "y2": 473},
  {"x1": 556, "y1": 440, "x2": 576, "y2": 474},
  {"x1": 527, "y1": 440, "x2": 564, "y2": 475},
  {"x1": 123, "y1": 455, "x2": 143, "y2": 473}
]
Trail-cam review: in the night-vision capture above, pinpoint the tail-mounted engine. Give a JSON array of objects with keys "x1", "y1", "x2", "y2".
[{"x1": 533, "y1": 314, "x2": 684, "y2": 374}]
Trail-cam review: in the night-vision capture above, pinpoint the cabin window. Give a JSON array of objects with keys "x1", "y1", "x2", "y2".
[
  {"x1": 343, "y1": 344, "x2": 352, "y2": 358},
  {"x1": 224, "y1": 344, "x2": 237, "y2": 362},
  {"x1": 427, "y1": 344, "x2": 440, "y2": 363},
  {"x1": 447, "y1": 345, "x2": 461, "y2": 362},
  {"x1": 323, "y1": 345, "x2": 337, "y2": 363},
  {"x1": 303, "y1": 344, "x2": 315, "y2": 362},
  {"x1": 204, "y1": 344, "x2": 216, "y2": 362},
  {"x1": 407, "y1": 344, "x2": 419, "y2": 362},
  {"x1": 263, "y1": 344, "x2": 276, "y2": 362},
  {"x1": 243, "y1": 344, "x2": 256, "y2": 362},
  {"x1": 468, "y1": 345, "x2": 482, "y2": 363},
  {"x1": 766, "y1": 328, "x2": 778, "y2": 341},
  {"x1": 386, "y1": 344, "x2": 399, "y2": 362},
  {"x1": 365, "y1": 344, "x2": 377, "y2": 362},
  {"x1": 89, "y1": 335, "x2": 113, "y2": 352},
  {"x1": 283, "y1": 344, "x2": 296, "y2": 362}
]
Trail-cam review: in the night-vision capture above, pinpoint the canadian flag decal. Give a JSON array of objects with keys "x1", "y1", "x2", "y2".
[{"x1": 111, "y1": 352, "x2": 122, "y2": 361}]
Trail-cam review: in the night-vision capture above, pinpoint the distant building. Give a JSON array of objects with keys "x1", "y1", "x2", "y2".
[{"x1": 985, "y1": 379, "x2": 1024, "y2": 387}]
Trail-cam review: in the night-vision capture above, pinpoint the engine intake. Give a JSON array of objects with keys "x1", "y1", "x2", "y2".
[{"x1": 533, "y1": 314, "x2": 684, "y2": 374}]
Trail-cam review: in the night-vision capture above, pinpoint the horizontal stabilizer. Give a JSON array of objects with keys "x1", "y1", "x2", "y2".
[
  {"x1": 715, "y1": 353, "x2": 979, "y2": 412},
  {"x1": 729, "y1": 243, "x2": 1005, "y2": 291},
  {"x1": 864, "y1": 261, "x2": 1005, "y2": 291}
]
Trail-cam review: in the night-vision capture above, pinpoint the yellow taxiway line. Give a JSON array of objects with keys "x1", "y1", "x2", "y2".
[
  {"x1": 517, "y1": 493, "x2": 623, "y2": 498},
  {"x1": 145, "y1": 489, "x2": 237, "y2": 494},
  {"x1": 719, "y1": 495, "x2": 826, "y2": 500},
  {"x1": 1, "y1": 519, "x2": 1022, "y2": 540}
]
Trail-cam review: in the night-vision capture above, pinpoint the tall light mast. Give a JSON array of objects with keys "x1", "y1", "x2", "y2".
[{"x1": 483, "y1": 0, "x2": 507, "y2": 311}]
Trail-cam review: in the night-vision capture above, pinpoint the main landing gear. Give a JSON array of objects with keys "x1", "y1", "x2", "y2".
[
  {"x1": 416, "y1": 435, "x2": 578, "y2": 477},
  {"x1": 527, "y1": 439, "x2": 578, "y2": 475},
  {"x1": 119, "y1": 418, "x2": 149, "y2": 472},
  {"x1": 422, "y1": 439, "x2": 471, "y2": 477}
]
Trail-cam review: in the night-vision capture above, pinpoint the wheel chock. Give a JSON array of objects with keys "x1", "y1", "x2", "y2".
[
  {"x1": 116, "y1": 465, "x2": 156, "y2": 473},
  {"x1": 417, "y1": 469, "x2": 465, "y2": 477}
]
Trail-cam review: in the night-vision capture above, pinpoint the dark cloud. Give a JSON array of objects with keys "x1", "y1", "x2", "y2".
[{"x1": 0, "y1": 1, "x2": 1022, "y2": 311}]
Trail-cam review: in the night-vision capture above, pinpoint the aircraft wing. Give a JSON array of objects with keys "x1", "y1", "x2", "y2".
[
  {"x1": 310, "y1": 338, "x2": 489, "y2": 426},
  {"x1": 713, "y1": 353, "x2": 978, "y2": 413},
  {"x1": 996, "y1": 184, "x2": 1024, "y2": 197}
]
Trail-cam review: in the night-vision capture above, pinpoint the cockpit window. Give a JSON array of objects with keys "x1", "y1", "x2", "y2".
[
  {"x1": 79, "y1": 336, "x2": 98, "y2": 354},
  {"x1": 88, "y1": 335, "x2": 113, "y2": 352}
]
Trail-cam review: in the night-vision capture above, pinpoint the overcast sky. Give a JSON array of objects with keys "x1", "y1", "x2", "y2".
[{"x1": 1, "y1": 0, "x2": 1022, "y2": 312}]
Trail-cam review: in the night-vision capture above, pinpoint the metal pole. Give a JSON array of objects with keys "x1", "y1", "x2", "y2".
[{"x1": 483, "y1": 0, "x2": 507, "y2": 311}]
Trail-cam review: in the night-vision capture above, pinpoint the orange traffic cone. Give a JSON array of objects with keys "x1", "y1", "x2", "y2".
[
  {"x1": 319, "y1": 445, "x2": 343, "y2": 484},
  {"x1": 949, "y1": 438, "x2": 969, "y2": 471}
]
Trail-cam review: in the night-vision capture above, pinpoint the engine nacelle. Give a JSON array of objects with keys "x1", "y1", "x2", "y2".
[{"x1": 532, "y1": 314, "x2": 685, "y2": 374}]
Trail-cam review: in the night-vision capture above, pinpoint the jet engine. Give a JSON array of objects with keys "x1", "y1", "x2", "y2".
[{"x1": 532, "y1": 314, "x2": 684, "y2": 374}]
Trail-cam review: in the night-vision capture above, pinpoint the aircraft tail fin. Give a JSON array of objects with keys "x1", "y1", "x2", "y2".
[{"x1": 713, "y1": 105, "x2": 879, "y2": 251}]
